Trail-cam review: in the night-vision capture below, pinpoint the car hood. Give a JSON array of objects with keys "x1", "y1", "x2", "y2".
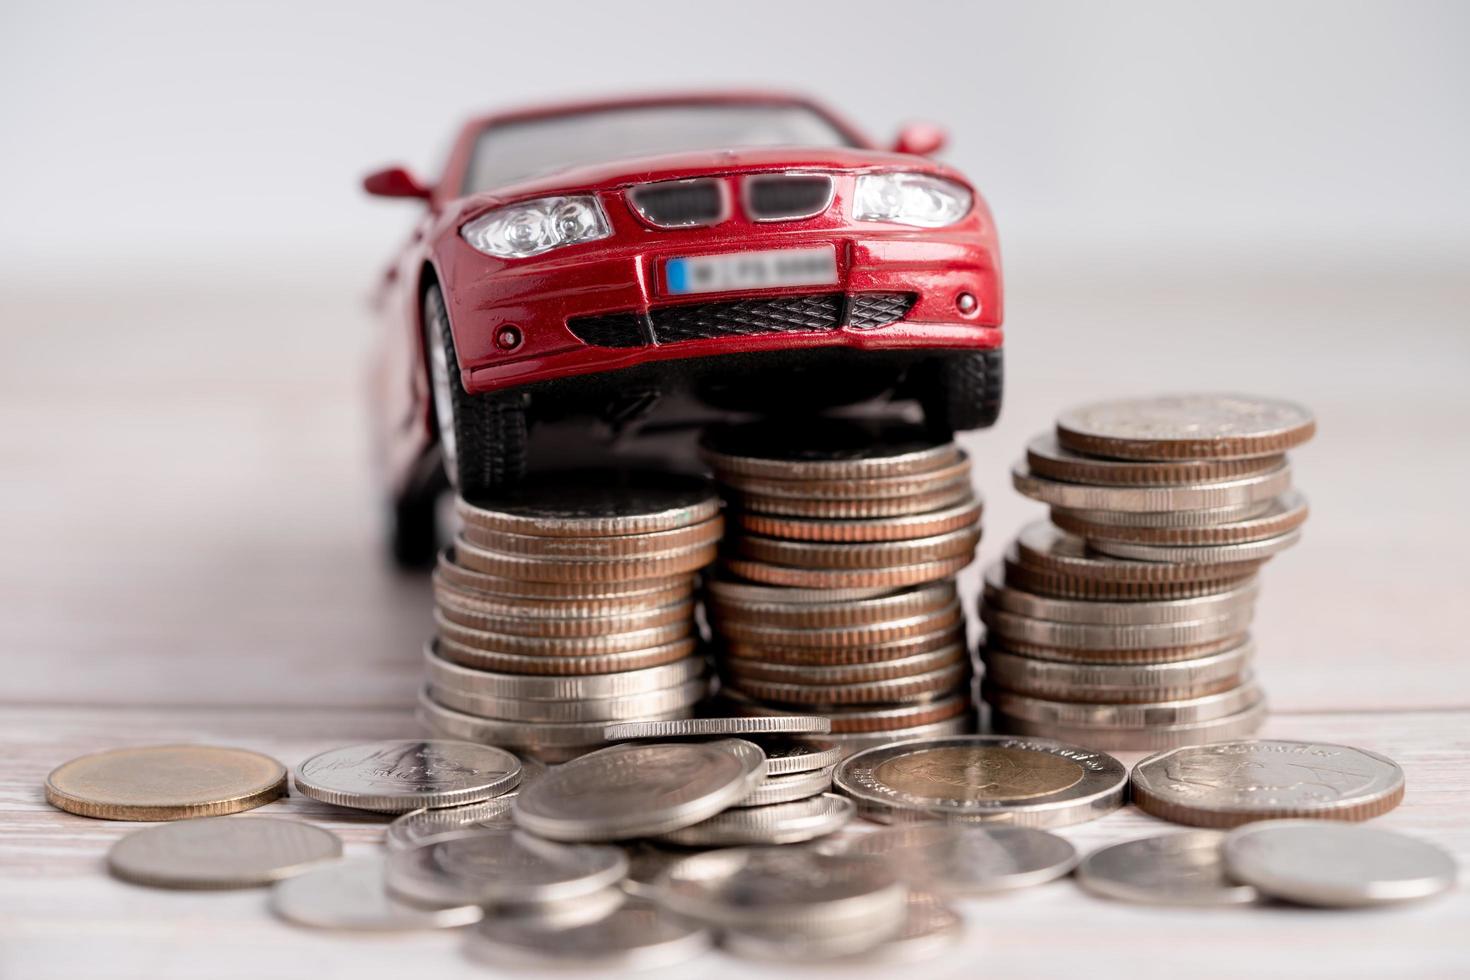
[{"x1": 458, "y1": 146, "x2": 965, "y2": 211}]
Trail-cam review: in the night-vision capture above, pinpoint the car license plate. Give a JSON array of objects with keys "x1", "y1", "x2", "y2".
[{"x1": 665, "y1": 245, "x2": 838, "y2": 295}]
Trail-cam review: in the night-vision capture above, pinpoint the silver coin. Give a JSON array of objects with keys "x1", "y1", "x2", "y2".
[
  {"x1": 513, "y1": 740, "x2": 766, "y2": 841},
  {"x1": 752, "y1": 737, "x2": 843, "y2": 775},
  {"x1": 107, "y1": 816, "x2": 341, "y2": 889},
  {"x1": 1222, "y1": 821, "x2": 1457, "y2": 907},
  {"x1": 386, "y1": 828, "x2": 627, "y2": 908},
  {"x1": 1050, "y1": 500, "x2": 1274, "y2": 528},
  {"x1": 1130, "y1": 740, "x2": 1407, "y2": 826},
  {"x1": 983, "y1": 678, "x2": 1263, "y2": 727},
  {"x1": 1077, "y1": 831, "x2": 1258, "y2": 906},
  {"x1": 981, "y1": 605, "x2": 1254, "y2": 650},
  {"x1": 656, "y1": 793, "x2": 854, "y2": 847},
  {"x1": 422, "y1": 646, "x2": 706, "y2": 700},
  {"x1": 417, "y1": 688, "x2": 686, "y2": 753},
  {"x1": 822, "y1": 714, "x2": 976, "y2": 758},
  {"x1": 704, "y1": 575, "x2": 899, "y2": 605},
  {"x1": 1055, "y1": 394, "x2": 1316, "y2": 460},
  {"x1": 496, "y1": 885, "x2": 628, "y2": 930},
  {"x1": 456, "y1": 470, "x2": 718, "y2": 537},
  {"x1": 467, "y1": 897, "x2": 712, "y2": 970},
  {"x1": 835, "y1": 735, "x2": 1127, "y2": 828},
  {"x1": 653, "y1": 845, "x2": 905, "y2": 933},
  {"x1": 427, "y1": 677, "x2": 707, "y2": 724},
  {"x1": 700, "y1": 418, "x2": 958, "y2": 479},
  {"x1": 385, "y1": 797, "x2": 517, "y2": 851},
  {"x1": 1012, "y1": 463, "x2": 1292, "y2": 513},
  {"x1": 829, "y1": 824, "x2": 1078, "y2": 895},
  {"x1": 1089, "y1": 529, "x2": 1302, "y2": 564},
  {"x1": 271, "y1": 856, "x2": 483, "y2": 929},
  {"x1": 980, "y1": 640, "x2": 1254, "y2": 699},
  {"x1": 603, "y1": 715, "x2": 832, "y2": 739},
  {"x1": 992, "y1": 698, "x2": 1267, "y2": 751},
  {"x1": 983, "y1": 564, "x2": 1260, "y2": 625},
  {"x1": 736, "y1": 766, "x2": 835, "y2": 807},
  {"x1": 724, "y1": 891, "x2": 959, "y2": 963},
  {"x1": 292, "y1": 739, "x2": 520, "y2": 813}
]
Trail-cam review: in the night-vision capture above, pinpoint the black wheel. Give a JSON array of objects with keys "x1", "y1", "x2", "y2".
[
  {"x1": 387, "y1": 488, "x2": 439, "y2": 570},
  {"x1": 917, "y1": 348, "x2": 1004, "y2": 433},
  {"x1": 423, "y1": 284, "x2": 528, "y2": 497}
]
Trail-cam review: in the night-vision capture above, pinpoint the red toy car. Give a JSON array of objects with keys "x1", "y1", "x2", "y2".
[{"x1": 366, "y1": 91, "x2": 1003, "y2": 564}]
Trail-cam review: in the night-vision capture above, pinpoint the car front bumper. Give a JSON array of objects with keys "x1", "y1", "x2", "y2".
[{"x1": 436, "y1": 229, "x2": 1003, "y2": 397}]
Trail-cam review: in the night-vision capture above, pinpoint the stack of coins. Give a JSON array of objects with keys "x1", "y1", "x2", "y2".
[
  {"x1": 418, "y1": 471, "x2": 721, "y2": 761},
  {"x1": 697, "y1": 419, "x2": 982, "y2": 752},
  {"x1": 980, "y1": 395, "x2": 1315, "y2": 749}
]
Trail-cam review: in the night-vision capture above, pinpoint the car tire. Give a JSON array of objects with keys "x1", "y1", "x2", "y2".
[
  {"x1": 917, "y1": 348, "x2": 1004, "y2": 434},
  {"x1": 423, "y1": 283, "x2": 528, "y2": 497},
  {"x1": 387, "y1": 488, "x2": 439, "y2": 570}
]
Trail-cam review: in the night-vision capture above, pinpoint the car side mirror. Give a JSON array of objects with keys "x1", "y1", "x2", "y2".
[
  {"x1": 363, "y1": 166, "x2": 432, "y2": 200},
  {"x1": 892, "y1": 123, "x2": 947, "y2": 157}
]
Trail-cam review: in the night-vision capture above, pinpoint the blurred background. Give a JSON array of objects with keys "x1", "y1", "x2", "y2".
[{"x1": 4, "y1": 0, "x2": 1467, "y2": 710}]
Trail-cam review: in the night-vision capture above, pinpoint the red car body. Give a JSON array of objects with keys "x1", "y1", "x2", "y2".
[{"x1": 367, "y1": 91, "x2": 1003, "y2": 517}]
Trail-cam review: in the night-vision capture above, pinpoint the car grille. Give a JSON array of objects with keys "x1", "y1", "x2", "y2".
[
  {"x1": 627, "y1": 179, "x2": 725, "y2": 227},
  {"x1": 566, "y1": 292, "x2": 916, "y2": 347},
  {"x1": 744, "y1": 175, "x2": 834, "y2": 221}
]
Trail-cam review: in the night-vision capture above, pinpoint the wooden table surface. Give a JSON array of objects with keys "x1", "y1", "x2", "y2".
[{"x1": 3, "y1": 267, "x2": 1467, "y2": 978}]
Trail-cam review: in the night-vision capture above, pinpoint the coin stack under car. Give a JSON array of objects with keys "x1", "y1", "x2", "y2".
[
  {"x1": 418, "y1": 471, "x2": 720, "y2": 761},
  {"x1": 697, "y1": 419, "x2": 983, "y2": 754},
  {"x1": 979, "y1": 394, "x2": 1315, "y2": 749}
]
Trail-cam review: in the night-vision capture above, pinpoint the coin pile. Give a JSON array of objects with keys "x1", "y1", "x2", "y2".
[
  {"x1": 697, "y1": 419, "x2": 982, "y2": 752},
  {"x1": 418, "y1": 471, "x2": 720, "y2": 761},
  {"x1": 980, "y1": 395, "x2": 1315, "y2": 749}
]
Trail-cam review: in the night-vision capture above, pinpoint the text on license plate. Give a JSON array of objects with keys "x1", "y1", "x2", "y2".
[{"x1": 665, "y1": 245, "x2": 838, "y2": 295}]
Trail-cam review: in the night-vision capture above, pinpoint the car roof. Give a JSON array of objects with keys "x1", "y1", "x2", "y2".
[{"x1": 462, "y1": 91, "x2": 871, "y2": 147}]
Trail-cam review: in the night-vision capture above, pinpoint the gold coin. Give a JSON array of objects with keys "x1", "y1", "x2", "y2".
[
  {"x1": 875, "y1": 745, "x2": 1085, "y2": 802},
  {"x1": 46, "y1": 745, "x2": 287, "y2": 821}
]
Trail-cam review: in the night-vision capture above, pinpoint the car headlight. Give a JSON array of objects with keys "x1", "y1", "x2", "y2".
[
  {"x1": 461, "y1": 196, "x2": 611, "y2": 259},
  {"x1": 853, "y1": 173, "x2": 972, "y2": 227}
]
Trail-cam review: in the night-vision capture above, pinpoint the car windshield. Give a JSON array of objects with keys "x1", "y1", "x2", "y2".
[{"x1": 463, "y1": 103, "x2": 857, "y2": 193}]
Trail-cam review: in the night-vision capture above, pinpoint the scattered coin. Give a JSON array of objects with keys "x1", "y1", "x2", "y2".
[
  {"x1": 108, "y1": 816, "x2": 342, "y2": 889},
  {"x1": 385, "y1": 797, "x2": 517, "y2": 851},
  {"x1": 603, "y1": 716, "x2": 831, "y2": 739},
  {"x1": 467, "y1": 898, "x2": 712, "y2": 970},
  {"x1": 831, "y1": 824, "x2": 1079, "y2": 894},
  {"x1": 653, "y1": 845, "x2": 906, "y2": 934},
  {"x1": 45, "y1": 745, "x2": 287, "y2": 821},
  {"x1": 271, "y1": 856, "x2": 483, "y2": 930},
  {"x1": 385, "y1": 828, "x2": 627, "y2": 908},
  {"x1": 1130, "y1": 740, "x2": 1406, "y2": 826},
  {"x1": 513, "y1": 740, "x2": 766, "y2": 841},
  {"x1": 492, "y1": 885, "x2": 628, "y2": 930},
  {"x1": 757, "y1": 737, "x2": 843, "y2": 775},
  {"x1": 821, "y1": 715, "x2": 976, "y2": 757},
  {"x1": 736, "y1": 766, "x2": 834, "y2": 807},
  {"x1": 456, "y1": 470, "x2": 719, "y2": 537},
  {"x1": 834, "y1": 735, "x2": 1127, "y2": 827},
  {"x1": 1075, "y1": 831, "x2": 1259, "y2": 906},
  {"x1": 292, "y1": 740, "x2": 520, "y2": 813},
  {"x1": 655, "y1": 792, "x2": 854, "y2": 847},
  {"x1": 1222, "y1": 821, "x2": 1457, "y2": 907}
]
